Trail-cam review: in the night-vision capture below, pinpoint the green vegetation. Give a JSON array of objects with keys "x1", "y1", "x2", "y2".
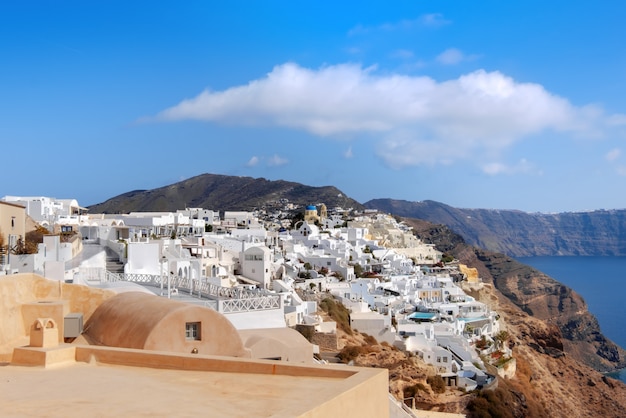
[
  {"x1": 494, "y1": 330, "x2": 509, "y2": 350},
  {"x1": 319, "y1": 297, "x2": 352, "y2": 335},
  {"x1": 441, "y1": 253, "x2": 454, "y2": 263},
  {"x1": 475, "y1": 335, "x2": 491, "y2": 350},
  {"x1": 492, "y1": 354, "x2": 513, "y2": 368}
]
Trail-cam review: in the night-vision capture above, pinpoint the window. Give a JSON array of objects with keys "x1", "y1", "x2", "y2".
[
  {"x1": 245, "y1": 254, "x2": 264, "y2": 261},
  {"x1": 185, "y1": 322, "x2": 201, "y2": 340}
]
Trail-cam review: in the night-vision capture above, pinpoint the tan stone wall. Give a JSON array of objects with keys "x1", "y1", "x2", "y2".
[
  {"x1": 240, "y1": 328, "x2": 314, "y2": 363},
  {"x1": 0, "y1": 202, "x2": 26, "y2": 249},
  {"x1": 74, "y1": 344, "x2": 390, "y2": 418},
  {"x1": 12, "y1": 345, "x2": 76, "y2": 367},
  {"x1": 75, "y1": 345, "x2": 357, "y2": 378},
  {"x1": 302, "y1": 366, "x2": 390, "y2": 418},
  {"x1": 22, "y1": 300, "x2": 69, "y2": 343},
  {"x1": 0, "y1": 273, "x2": 115, "y2": 361}
]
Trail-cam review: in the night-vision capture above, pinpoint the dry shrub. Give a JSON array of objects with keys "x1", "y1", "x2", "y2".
[
  {"x1": 362, "y1": 333, "x2": 378, "y2": 345},
  {"x1": 337, "y1": 344, "x2": 377, "y2": 363},
  {"x1": 466, "y1": 389, "x2": 516, "y2": 418},
  {"x1": 426, "y1": 375, "x2": 446, "y2": 394},
  {"x1": 403, "y1": 382, "x2": 428, "y2": 399},
  {"x1": 319, "y1": 297, "x2": 352, "y2": 335}
]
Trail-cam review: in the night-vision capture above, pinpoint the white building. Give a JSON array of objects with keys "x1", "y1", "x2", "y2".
[
  {"x1": 240, "y1": 245, "x2": 272, "y2": 289},
  {"x1": 1, "y1": 196, "x2": 82, "y2": 226}
]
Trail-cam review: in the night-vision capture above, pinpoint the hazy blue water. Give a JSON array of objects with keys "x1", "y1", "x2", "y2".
[{"x1": 517, "y1": 256, "x2": 626, "y2": 383}]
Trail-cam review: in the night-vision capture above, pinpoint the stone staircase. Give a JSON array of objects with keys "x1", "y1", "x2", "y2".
[{"x1": 104, "y1": 247, "x2": 125, "y2": 273}]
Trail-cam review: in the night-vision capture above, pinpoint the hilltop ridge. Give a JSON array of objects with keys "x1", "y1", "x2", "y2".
[
  {"x1": 365, "y1": 198, "x2": 626, "y2": 257},
  {"x1": 88, "y1": 173, "x2": 363, "y2": 214},
  {"x1": 89, "y1": 175, "x2": 626, "y2": 258}
]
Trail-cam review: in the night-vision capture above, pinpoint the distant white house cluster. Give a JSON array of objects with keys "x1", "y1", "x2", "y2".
[{"x1": 0, "y1": 195, "x2": 508, "y2": 389}]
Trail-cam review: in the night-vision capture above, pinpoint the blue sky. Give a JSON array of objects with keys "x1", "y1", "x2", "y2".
[{"x1": 3, "y1": 1, "x2": 626, "y2": 213}]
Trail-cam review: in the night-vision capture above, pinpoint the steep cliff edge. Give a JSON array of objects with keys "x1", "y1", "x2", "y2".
[
  {"x1": 403, "y1": 218, "x2": 626, "y2": 416},
  {"x1": 474, "y1": 250, "x2": 626, "y2": 372},
  {"x1": 366, "y1": 198, "x2": 626, "y2": 256},
  {"x1": 405, "y1": 218, "x2": 626, "y2": 372}
]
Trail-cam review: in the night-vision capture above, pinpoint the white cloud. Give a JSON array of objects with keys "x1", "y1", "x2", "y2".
[
  {"x1": 348, "y1": 13, "x2": 450, "y2": 36},
  {"x1": 155, "y1": 62, "x2": 619, "y2": 169},
  {"x1": 481, "y1": 159, "x2": 536, "y2": 176},
  {"x1": 419, "y1": 13, "x2": 451, "y2": 28},
  {"x1": 267, "y1": 154, "x2": 288, "y2": 167},
  {"x1": 246, "y1": 156, "x2": 260, "y2": 167},
  {"x1": 606, "y1": 148, "x2": 621, "y2": 162},
  {"x1": 436, "y1": 48, "x2": 464, "y2": 65},
  {"x1": 344, "y1": 146, "x2": 353, "y2": 159},
  {"x1": 607, "y1": 114, "x2": 626, "y2": 126}
]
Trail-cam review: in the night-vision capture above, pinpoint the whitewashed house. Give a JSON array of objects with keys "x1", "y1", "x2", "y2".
[
  {"x1": 240, "y1": 245, "x2": 272, "y2": 289},
  {"x1": 1, "y1": 196, "x2": 75, "y2": 226}
]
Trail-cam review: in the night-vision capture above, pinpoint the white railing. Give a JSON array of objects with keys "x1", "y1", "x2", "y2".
[
  {"x1": 105, "y1": 271, "x2": 161, "y2": 285},
  {"x1": 100, "y1": 270, "x2": 280, "y2": 313},
  {"x1": 81, "y1": 267, "x2": 107, "y2": 283},
  {"x1": 219, "y1": 295, "x2": 281, "y2": 313}
]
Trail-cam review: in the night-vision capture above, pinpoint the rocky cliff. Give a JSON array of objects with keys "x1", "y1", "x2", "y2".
[
  {"x1": 365, "y1": 198, "x2": 626, "y2": 256},
  {"x1": 404, "y1": 217, "x2": 626, "y2": 416},
  {"x1": 405, "y1": 217, "x2": 626, "y2": 372}
]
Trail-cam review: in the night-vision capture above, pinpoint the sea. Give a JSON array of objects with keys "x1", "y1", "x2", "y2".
[{"x1": 516, "y1": 256, "x2": 626, "y2": 384}]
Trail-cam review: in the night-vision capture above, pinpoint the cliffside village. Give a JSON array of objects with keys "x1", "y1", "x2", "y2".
[{"x1": 0, "y1": 196, "x2": 513, "y2": 404}]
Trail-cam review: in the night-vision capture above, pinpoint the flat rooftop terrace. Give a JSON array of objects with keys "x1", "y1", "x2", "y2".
[{"x1": 2, "y1": 346, "x2": 389, "y2": 418}]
